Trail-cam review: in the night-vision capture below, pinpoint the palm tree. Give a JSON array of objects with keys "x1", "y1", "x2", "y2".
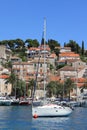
[
  {"x1": 56, "y1": 82, "x2": 63, "y2": 99},
  {"x1": 64, "y1": 78, "x2": 75, "y2": 101},
  {"x1": 46, "y1": 81, "x2": 64, "y2": 98},
  {"x1": 5, "y1": 71, "x2": 17, "y2": 96},
  {"x1": 28, "y1": 79, "x2": 35, "y2": 98},
  {"x1": 46, "y1": 81, "x2": 57, "y2": 97},
  {"x1": 15, "y1": 79, "x2": 26, "y2": 98}
]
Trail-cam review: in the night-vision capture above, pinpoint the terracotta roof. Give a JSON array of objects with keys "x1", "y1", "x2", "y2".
[
  {"x1": 40, "y1": 45, "x2": 50, "y2": 51},
  {"x1": 61, "y1": 77, "x2": 85, "y2": 88},
  {"x1": 66, "y1": 59, "x2": 80, "y2": 62},
  {"x1": 69, "y1": 77, "x2": 86, "y2": 88},
  {"x1": 49, "y1": 53, "x2": 56, "y2": 58},
  {"x1": 49, "y1": 75, "x2": 61, "y2": 81},
  {"x1": 59, "y1": 66, "x2": 75, "y2": 71},
  {"x1": 29, "y1": 45, "x2": 50, "y2": 51},
  {"x1": 40, "y1": 48, "x2": 50, "y2": 51},
  {"x1": 0, "y1": 75, "x2": 9, "y2": 79},
  {"x1": 78, "y1": 78, "x2": 85, "y2": 83},
  {"x1": 29, "y1": 47, "x2": 38, "y2": 51},
  {"x1": 59, "y1": 52, "x2": 80, "y2": 57},
  {"x1": 77, "y1": 83, "x2": 84, "y2": 88}
]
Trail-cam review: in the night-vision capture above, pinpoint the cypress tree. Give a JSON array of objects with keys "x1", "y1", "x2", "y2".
[
  {"x1": 64, "y1": 42, "x2": 66, "y2": 47},
  {"x1": 82, "y1": 41, "x2": 84, "y2": 55}
]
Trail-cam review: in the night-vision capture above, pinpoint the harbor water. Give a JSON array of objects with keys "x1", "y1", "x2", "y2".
[{"x1": 0, "y1": 105, "x2": 87, "y2": 130}]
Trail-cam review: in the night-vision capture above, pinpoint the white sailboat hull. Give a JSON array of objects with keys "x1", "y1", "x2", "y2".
[{"x1": 32, "y1": 104, "x2": 72, "y2": 117}]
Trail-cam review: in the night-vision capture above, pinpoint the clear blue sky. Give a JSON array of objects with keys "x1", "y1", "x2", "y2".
[{"x1": 0, "y1": 0, "x2": 87, "y2": 49}]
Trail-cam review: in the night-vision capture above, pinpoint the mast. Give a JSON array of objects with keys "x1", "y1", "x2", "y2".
[
  {"x1": 75, "y1": 63, "x2": 78, "y2": 101},
  {"x1": 32, "y1": 18, "x2": 46, "y2": 103},
  {"x1": 43, "y1": 18, "x2": 46, "y2": 100},
  {"x1": 76, "y1": 68, "x2": 78, "y2": 101},
  {"x1": 32, "y1": 52, "x2": 41, "y2": 101}
]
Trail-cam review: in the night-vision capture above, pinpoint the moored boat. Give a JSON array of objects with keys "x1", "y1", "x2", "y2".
[
  {"x1": 11, "y1": 99, "x2": 19, "y2": 105},
  {"x1": 0, "y1": 96, "x2": 11, "y2": 106},
  {"x1": 32, "y1": 18, "x2": 73, "y2": 118},
  {"x1": 19, "y1": 98, "x2": 31, "y2": 105},
  {"x1": 67, "y1": 101, "x2": 81, "y2": 107},
  {"x1": 32, "y1": 104, "x2": 72, "y2": 117}
]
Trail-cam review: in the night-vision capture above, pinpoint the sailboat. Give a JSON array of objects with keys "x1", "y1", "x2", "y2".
[{"x1": 32, "y1": 18, "x2": 72, "y2": 118}]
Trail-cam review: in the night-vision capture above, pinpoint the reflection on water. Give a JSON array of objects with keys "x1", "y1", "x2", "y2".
[
  {"x1": 33, "y1": 117, "x2": 69, "y2": 130},
  {"x1": 0, "y1": 106, "x2": 87, "y2": 130},
  {"x1": 32, "y1": 108, "x2": 87, "y2": 130},
  {"x1": 0, "y1": 106, "x2": 32, "y2": 130},
  {"x1": 32, "y1": 117, "x2": 70, "y2": 130}
]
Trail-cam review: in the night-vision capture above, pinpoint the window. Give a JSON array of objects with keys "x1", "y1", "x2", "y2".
[
  {"x1": 40, "y1": 64, "x2": 42, "y2": 67},
  {"x1": 5, "y1": 86, "x2": 8, "y2": 90}
]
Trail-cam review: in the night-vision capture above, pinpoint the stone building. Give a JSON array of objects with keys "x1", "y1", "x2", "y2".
[
  {"x1": 0, "y1": 45, "x2": 12, "y2": 63},
  {"x1": 0, "y1": 75, "x2": 12, "y2": 96}
]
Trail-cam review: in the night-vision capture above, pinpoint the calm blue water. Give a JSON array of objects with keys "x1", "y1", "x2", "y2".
[{"x1": 0, "y1": 105, "x2": 87, "y2": 130}]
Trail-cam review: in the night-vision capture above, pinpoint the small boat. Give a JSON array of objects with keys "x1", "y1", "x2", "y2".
[
  {"x1": 19, "y1": 101, "x2": 29, "y2": 105},
  {"x1": 19, "y1": 98, "x2": 30, "y2": 105},
  {"x1": 79, "y1": 94, "x2": 87, "y2": 107},
  {"x1": 0, "y1": 96, "x2": 11, "y2": 106},
  {"x1": 0, "y1": 100, "x2": 11, "y2": 106},
  {"x1": 67, "y1": 101, "x2": 80, "y2": 107},
  {"x1": 11, "y1": 99, "x2": 19, "y2": 105}
]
